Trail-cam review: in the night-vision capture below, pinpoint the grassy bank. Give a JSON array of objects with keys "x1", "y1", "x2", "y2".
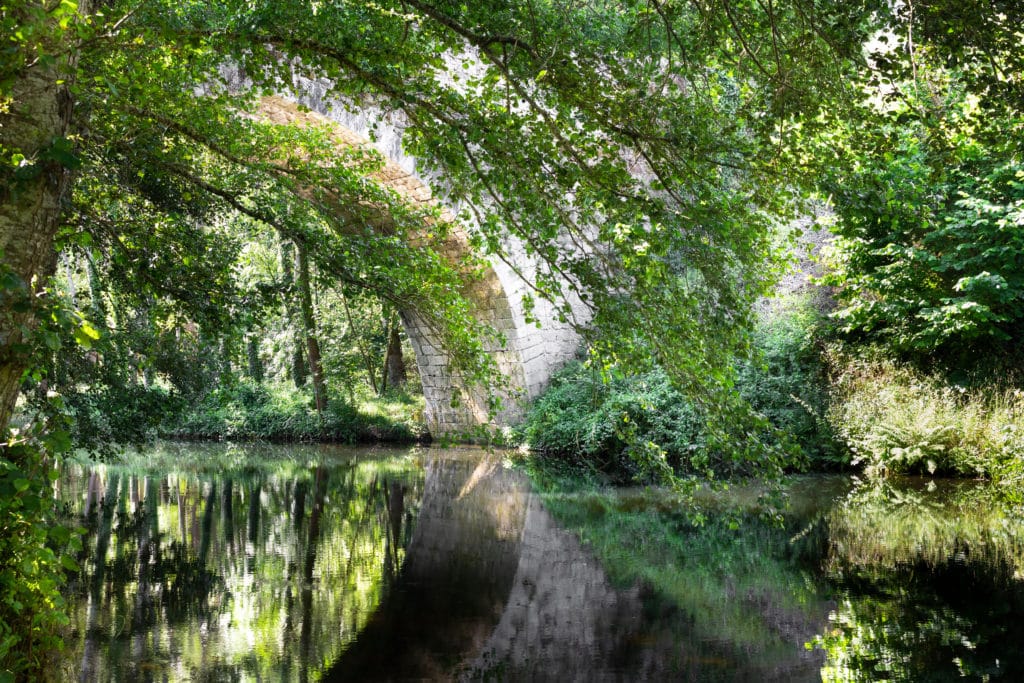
[
  {"x1": 165, "y1": 382, "x2": 428, "y2": 444},
  {"x1": 66, "y1": 380, "x2": 428, "y2": 447},
  {"x1": 519, "y1": 290, "x2": 1024, "y2": 489},
  {"x1": 825, "y1": 352, "x2": 1024, "y2": 485}
]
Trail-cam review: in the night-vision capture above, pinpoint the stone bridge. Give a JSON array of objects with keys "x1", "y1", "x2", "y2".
[{"x1": 228, "y1": 68, "x2": 586, "y2": 436}]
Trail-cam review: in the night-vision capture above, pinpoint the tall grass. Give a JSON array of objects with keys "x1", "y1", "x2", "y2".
[{"x1": 826, "y1": 352, "x2": 1024, "y2": 485}]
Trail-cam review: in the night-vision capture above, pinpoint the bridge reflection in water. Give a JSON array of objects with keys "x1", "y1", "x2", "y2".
[{"x1": 57, "y1": 444, "x2": 822, "y2": 681}]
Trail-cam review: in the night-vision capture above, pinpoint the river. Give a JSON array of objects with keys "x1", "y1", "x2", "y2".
[{"x1": 54, "y1": 442, "x2": 1024, "y2": 681}]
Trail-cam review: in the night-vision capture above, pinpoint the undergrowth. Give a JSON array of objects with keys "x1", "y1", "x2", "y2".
[
  {"x1": 825, "y1": 351, "x2": 1024, "y2": 484},
  {"x1": 163, "y1": 382, "x2": 428, "y2": 444},
  {"x1": 519, "y1": 294, "x2": 841, "y2": 481}
]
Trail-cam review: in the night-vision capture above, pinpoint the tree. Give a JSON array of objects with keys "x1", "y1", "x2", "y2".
[
  {"x1": 381, "y1": 311, "x2": 407, "y2": 395},
  {"x1": 278, "y1": 237, "x2": 308, "y2": 387},
  {"x1": 0, "y1": 2, "x2": 931, "y2": 675},
  {"x1": 1, "y1": 0, "x2": 876, "y2": 432},
  {"x1": 814, "y1": 2, "x2": 1024, "y2": 363},
  {"x1": 0, "y1": 0, "x2": 92, "y2": 428},
  {"x1": 294, "y1": 240, "x2": 327, "y2": 413}
]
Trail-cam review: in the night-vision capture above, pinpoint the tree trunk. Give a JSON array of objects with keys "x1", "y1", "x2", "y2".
[
  {"x1": 218, "y1": 336, "x2": 232, "y2": 384},
  {"x1": 246, "y1": 334, "x2": 264, "y2": 382},
  {"x1": 380, "y1": 312, "x2": 407, "y2": 396},
  {"x1": 295, "y1": 242, "x2": 327, "y2": 414},
  {"x1": 0, "y1": 10, "x2": 82, "y2": 431},
  {"x1": 279, "y1": 237, "x2": 308, "y2": 387}
]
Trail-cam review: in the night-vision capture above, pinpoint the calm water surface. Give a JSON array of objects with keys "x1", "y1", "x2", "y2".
[{"x1": 55, "y1": 444, "x2": 1024, "y2": 681}]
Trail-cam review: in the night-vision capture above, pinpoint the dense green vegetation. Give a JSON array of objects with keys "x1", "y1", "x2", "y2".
[
  {"x1": 520, "y1": 0, "x2": 1024, "y2": 487},
  {"x1": 1, "y1": 0, "x2": 1022, "y2": 677},
  {"x1": 520, "y1": 295, "x2": 838, "y2": 482},
  {"x1": 826, "y1": 353, "x2": 1024, "y2": 482},
  {"x1": 168, "y1": 383, "x2": 425, "y2": 444}
]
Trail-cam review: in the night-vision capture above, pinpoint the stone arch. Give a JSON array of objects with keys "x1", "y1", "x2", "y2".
[{"x1": 251, "y1": 88, "x2": 583, "y2": 435}]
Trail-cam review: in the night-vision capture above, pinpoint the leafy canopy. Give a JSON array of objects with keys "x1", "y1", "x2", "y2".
[{"x1": 24, "y1": 0, "x2": 871, "y2": 409}]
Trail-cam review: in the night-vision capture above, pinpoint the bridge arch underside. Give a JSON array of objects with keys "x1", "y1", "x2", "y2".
[{"x1": 255, "y1": 93, "x2": 582, "y2": 436}]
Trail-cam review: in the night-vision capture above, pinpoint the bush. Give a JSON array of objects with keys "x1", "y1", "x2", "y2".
[
  {"x1": 521, "y1": 296, "x2": 840, "y2": 481},
  {"x1": 64, "y1": 384, "x2": 185, "y2": 446},
  {"x1": 1, "y1": 428, "x2": 81, "y2": 680},
  {"x1": 519, "y1": 361, "x2": 706, "y2": 482},
  {"x1": 826, "y1": 352, "x2": 1024, "y2": 480},
  {"x1": 738, "y1": 297, "x2": 841, "y2": 468},
  {"x1": 166, "y1": 381, "x2": 427, "y2": 444}
]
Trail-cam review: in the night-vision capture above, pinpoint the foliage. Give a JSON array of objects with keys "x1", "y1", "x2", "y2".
[
  {"x1": 520, "y1": 360, "x2": 707, "y2": 483},
  {"x1": 168, "y1": 381, "x2": 426, "y2": 444},
  {"x1": 62, "y1": 385, "x2": 185, "y2": 447},
  {"x1": 816, "y1": 33, "x2": 1024, "y2": 362},
  {"x1": 45, "y1": 222, "x2": 424, "y2": 447},
  {"x1": 521, "y1": 298, "x2": 840, "y2": 482},
  {"x1": 0, "y1": 264, "x2": 85, "y2": 680},
  {"x1": 0, "y1": 437, "x2": 75, "y2": 680},
  {"x1": 4, "y1": 0, "x2": 881, "y2": 441},
  {"x1": 825, "y1": 352, "x2": 1024, "y2": 480},
  {"x1": 738, "y1": 296, "x2": 841, "y2": 468}
]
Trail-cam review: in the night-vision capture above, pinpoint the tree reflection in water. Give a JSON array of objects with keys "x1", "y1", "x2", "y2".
[{"x1": 59, "y1": 444, "x2": 425, "y2": 681}]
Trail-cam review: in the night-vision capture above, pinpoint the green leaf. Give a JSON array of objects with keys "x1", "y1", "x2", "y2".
[
  {"x1": 43, "y1": 136, "x2": 82, "y2": 169},
  {"x1": 42, "y1": 330, "x2": 61, "y2": 351},
  {"x1": 73, "y1": 321, "x2": 100, "y2": 348},
  {"x1": 42, "y1": 430, "x2": 72, "y2": 454}
]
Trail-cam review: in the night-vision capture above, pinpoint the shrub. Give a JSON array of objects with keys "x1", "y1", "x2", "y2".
[
  {"x1": 738, "y1": 297, "x2": 841, "y2": 468},
  {"x1": 520, "y1": 359, "x2": 808, "y2": 483},
  {"x1": 519, "y1": 361, "x2": 707, "y2": 482},
  {"x1": 64, "y1": 384, "x2": 185, "y2": 446},
  {"x1": 1, "y1": 427, "x2": 81, "y2": 680},
  {"x1": 166, "y1": 381, "x2": 427, "y2": 444},
  {"x1": 826, "y1": 352, "x2": 1024, "y2": 480},
  {"x1": 521, "y1": 296, "x2": 840, "y2": 481}
]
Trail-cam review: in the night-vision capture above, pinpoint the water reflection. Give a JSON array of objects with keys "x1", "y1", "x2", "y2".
[
  {"x1": 60, "y1": 444, "x2": 424, "y2": 682},
  {"x1": 814, "y1": 478, "x2": 1024, "y2": 681},
  {"x1": 56, "y1": 446, "x2": 1024, "y2": 682}
]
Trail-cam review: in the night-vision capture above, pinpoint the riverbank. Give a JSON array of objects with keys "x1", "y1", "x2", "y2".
[
  {"x1": 516, "y1": 295, "x2": 1024, "y2": 489},
  {"x1": 66, "y1": 381, "x2": 430, "y2": 446}
]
